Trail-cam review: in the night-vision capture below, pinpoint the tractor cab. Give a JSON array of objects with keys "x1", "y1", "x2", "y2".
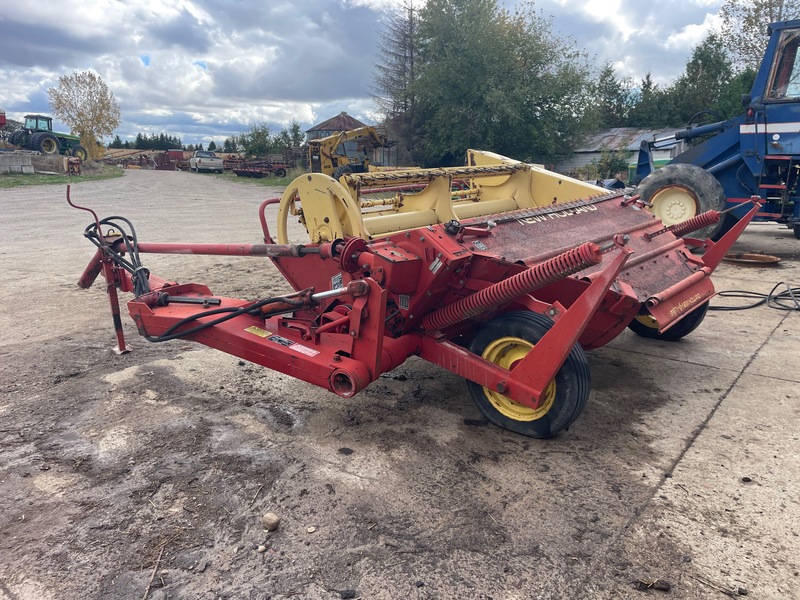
[
  {"x1": 23, "y1": 115, "x2": 53, "y2": 132},
  {"x1": 754, "y1": 22, "x2": 800, "y2": 155}
]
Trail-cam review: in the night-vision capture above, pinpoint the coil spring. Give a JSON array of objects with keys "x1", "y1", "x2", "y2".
[
  {"x1": 422, "y1": 242, "x2": 603, "y2": 331},
  {"x1": 668, "y1": 210, "x2": 721, "y2": 238}
]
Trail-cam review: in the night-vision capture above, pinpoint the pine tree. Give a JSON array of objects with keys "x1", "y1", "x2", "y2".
[{"x1": 373, "y1": 1, "x2": 419, "y2": 163}]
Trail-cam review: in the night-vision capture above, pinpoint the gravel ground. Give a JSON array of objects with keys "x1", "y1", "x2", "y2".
[{"x1": 1, "y1": 169, "x2": 798, "y2": 600}]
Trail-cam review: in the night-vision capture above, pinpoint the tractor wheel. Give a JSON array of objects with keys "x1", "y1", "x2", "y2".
[
  {"x1": 637, "y1": 163, "x2": 726, "y2": 239},
  {"x1": 466, "y1": 311, "x2": 590, "y2": 439},
  {"x1": 274, "y1": 168, "x2": 287, "y2": 178},
  {"x1": 9, "y1": 130, "x2": 25, "y2": 147},
  {"x1": 33, "y1": 132, "x2": 59, "y2": 155},
  {"x1": 331, "y1": 165, "x2": 353, "y2": 181},
  {"x1": 712, "y1": 212, "x2": 739, "y2": 241},
  {"x1": 627, "y1": 302, "x2": 709, "y2": 342},
  {"x1": 71, "y1": 146, "x2": 88, "y2": 160}
]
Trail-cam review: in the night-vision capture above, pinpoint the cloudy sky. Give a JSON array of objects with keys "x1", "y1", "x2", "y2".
[{"x1": 0, "y1": 0, "x2": 725, "y2": 147}]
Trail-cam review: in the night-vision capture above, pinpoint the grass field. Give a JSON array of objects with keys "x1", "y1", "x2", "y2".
[{"x1": 0, "y1": 163, "x2": 125, "y2": 188}]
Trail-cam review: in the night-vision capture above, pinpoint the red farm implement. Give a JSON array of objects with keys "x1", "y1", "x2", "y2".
[
  {"x1": 71, "y1": 151, "x2": 760, "y2": 438},
  {"x1": 233, "y1": 160, "x2": 290, "y2": 178}
]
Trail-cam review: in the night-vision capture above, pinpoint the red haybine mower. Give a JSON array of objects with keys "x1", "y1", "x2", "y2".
[{"x1": 71, "y1": 151, "x2": 760, "y2": 438}]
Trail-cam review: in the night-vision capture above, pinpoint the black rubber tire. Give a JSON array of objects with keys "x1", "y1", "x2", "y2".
[
  {"x1": 274, "y1": 168, "x2": 287, "y2": 178},
  {"x1": 712, "y1": 212, "x2": 739, "y2": 242},
  {"x1": 71, "y1": 145, "x2": 88, "y2": 160},
  {"x1": 9, "y1": 130, "x2": 25, "y2": 146},
  {"x1": 627, "y1": 302, "x2": 709, "y2": 341},
  {"x1": 794, "y1": 225, "x2": 800, "y2": 240},
  {"x1": 33, "y1": 132, "x2": 59, "y2": 155},
  {"x1": 637, "y1": 163, "x2": 726, "y2": 239},
  {"x1": 331, "y1": 165, "x2": 353, "y2": 181},
  {"x1": 466, "y1": 311, "x2": 590, "y2": 439}
]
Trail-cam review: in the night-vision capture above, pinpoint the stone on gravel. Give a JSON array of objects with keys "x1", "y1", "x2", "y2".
[{"x1": 261, "y1": 512, "x2": 280, "y2": 531}]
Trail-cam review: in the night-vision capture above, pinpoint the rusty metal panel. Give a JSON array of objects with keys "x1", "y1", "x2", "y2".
[{"x1": 459, "y1": 197, "x2": 701, "y2": 302}]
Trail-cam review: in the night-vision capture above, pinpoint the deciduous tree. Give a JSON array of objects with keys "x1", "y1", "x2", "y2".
[
  {"x1": 586, "y1": 147, "x2": 631, "y2": 180},
  {"x1": 239, "y1": 122, "x2": 274, "y2": 157},
  {"x1": 662, "y1": 33, "x2": 737, "y2": 125},
  {"x1": 47, "y1": 71, "x2": 121, "y2": 159},
  {"x1": 720, "y1": 0, "x2": 800, "y2": 70},
  {"x1": 409, "y1": 0, "x2": 592, "y2": 166}
]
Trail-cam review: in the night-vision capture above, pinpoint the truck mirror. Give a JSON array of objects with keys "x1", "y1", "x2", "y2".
[{"x1": 741, "y1": 93, "x2": 752, "y2": 107}]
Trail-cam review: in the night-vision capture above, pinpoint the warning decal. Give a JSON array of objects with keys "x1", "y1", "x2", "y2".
[{"x1": 245, "y1": 327, "x2": 320, "y2": 356}]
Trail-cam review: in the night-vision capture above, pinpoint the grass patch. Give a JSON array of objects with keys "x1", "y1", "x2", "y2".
[{"x1": 0, "y1": 163, "x2": 125, "y2": 189}]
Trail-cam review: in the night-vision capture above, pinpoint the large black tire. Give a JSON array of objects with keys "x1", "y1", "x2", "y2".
[
  {"x1": 712, "y1": 212, "x2": 739, "y2": 241},
  {"x1": 627, "y1": 302, "x2": 709, "y2": 341},
  {"x1": 274, "y1": 168, "x2": 287, "y2": 178},
  {"x1": 638, "y1": 163, "x2": 726, "y2": 239},
  {"x1": 466, "y1": 311, "x2": 590, "y2": 439},
  {"x1": 331, "y1": 165, "x2": 353, "y2": 181},
  {"x1": 794, "y1": 225, "x2": 800, "y2": 240},
  {"x1": 9, "y1": 130, "x2": 25, "y2": 147},
  {"x1": 32, "y1": 132, "x2": 59, "y2": 155}
]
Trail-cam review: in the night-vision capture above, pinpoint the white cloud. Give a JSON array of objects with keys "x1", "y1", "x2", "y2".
[
  {"x1": 0, "y1": 0, "x2": 734, "y2": 145},
  {"x1": 665, "y1": 12, "x2": 723, "y2": 51}
]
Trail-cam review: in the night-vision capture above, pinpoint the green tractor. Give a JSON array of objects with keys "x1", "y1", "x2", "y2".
[{"x1": 9, "y1": 115, "x2": 88, "y2": 160}]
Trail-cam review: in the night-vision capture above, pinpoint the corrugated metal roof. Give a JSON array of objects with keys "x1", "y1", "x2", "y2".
[
  {"x1": 575, "y1": 128, "x2": 682, "y2": 153},
  {"x1": 307, "y1": 112, "x2": 368, "y2": 133}
]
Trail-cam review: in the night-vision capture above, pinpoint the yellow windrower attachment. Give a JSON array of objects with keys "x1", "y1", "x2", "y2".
[{"x1": 277, "y1": 150, "x2": 609, "y2": 244}]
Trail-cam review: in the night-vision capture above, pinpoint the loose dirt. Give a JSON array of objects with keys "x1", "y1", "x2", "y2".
[{"x1": 1, "y1": 170, "x2": 798, "y2": 599}]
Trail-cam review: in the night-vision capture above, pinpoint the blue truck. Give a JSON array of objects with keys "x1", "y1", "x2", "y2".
[{"x1": 636, "y1": 20, "x2": 800, "y2": 240}]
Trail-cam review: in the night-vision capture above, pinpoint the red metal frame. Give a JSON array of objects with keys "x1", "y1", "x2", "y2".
[{"x1": 72, "y1": 188, "x2": 762, "y2": 412}]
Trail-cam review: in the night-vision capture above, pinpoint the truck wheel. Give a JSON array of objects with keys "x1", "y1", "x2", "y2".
[
  {"x1": 466, "y1": 311, "x2": 590, "y2": 439},
  {"x1": 794, "y1": 225, "x2": 800, "y2": 240},
  {"x1": 274, "y1": 168, "x2": 287, "y2": 178},
  {"x1": 71, "y1": 146, "x2": 88, "y2": 160},
  {"x1": 331, "y1": 165, "x2": 353, "y2": 181},
  {"x1": 638, "y1": 163, "x2": 726, "y2": 239},
  {"x1": 33, "y1": 132, "x2": 59, "y2": 155},
  {"x1": 627, "y1": 302, "x2": 709, "y2": 341}
]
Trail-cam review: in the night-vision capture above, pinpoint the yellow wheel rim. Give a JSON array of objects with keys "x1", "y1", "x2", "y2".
[
  {"x1": 650, "y1": 186, "x2": 698, "y2": 226},
  {"x1": 42, "y1": 138, "x2": 58, "y2": 154},
  {"x1": 634, "y1": 314, "x2": 659, "y2": 330},
  {"x1": 481, "y1": 336, "x2": 556, "y2": 421}
]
